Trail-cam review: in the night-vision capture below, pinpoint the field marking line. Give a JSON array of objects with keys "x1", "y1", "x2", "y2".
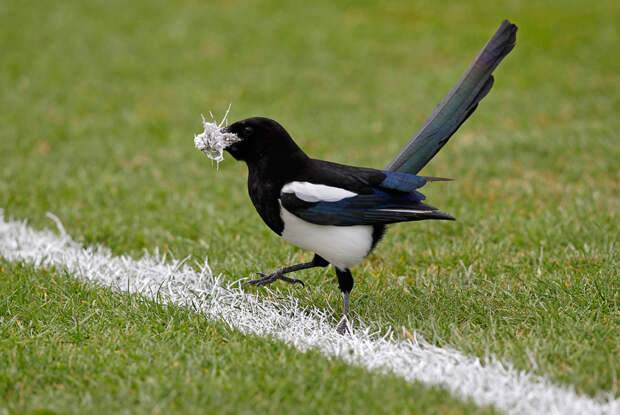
[{"x1": 1, "y1": 211, "x2": 618, "y2": 415}]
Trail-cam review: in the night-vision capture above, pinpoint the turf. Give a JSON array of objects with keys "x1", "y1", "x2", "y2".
[
  {"x1": 0, "y1": 261, "x2": 495, "y2": 414},
  {"x1": 1, "y1": 0, "x2": 618, "y2": 411}
]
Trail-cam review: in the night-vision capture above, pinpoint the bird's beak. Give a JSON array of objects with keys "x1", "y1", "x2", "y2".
[
  {"x1": 221, "y1": 126, "x2": 239, "y2": 148},
  {"x1": 219, "y1": 126, "x2": 243, "y2": 159}
]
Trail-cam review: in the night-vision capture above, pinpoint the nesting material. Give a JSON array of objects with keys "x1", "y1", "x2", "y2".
[{"x1": 194, "y1": 106, "x2": 240, "y2": 165}]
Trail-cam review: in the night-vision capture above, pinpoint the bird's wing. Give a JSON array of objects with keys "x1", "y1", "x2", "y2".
[
  {"x1": 302, "y1": 160, "x2": 451, "y2": 194},
  {"x1": 280, "y1": 179, "x2": 454, "y2": 226},
  {"x1": 386, "y1": 20, "x2": 517, "y2": 175}
]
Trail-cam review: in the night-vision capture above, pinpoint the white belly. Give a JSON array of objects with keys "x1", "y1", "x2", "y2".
[{"x1": 280, "y1": 206, "x2": 373, "y2": 270}]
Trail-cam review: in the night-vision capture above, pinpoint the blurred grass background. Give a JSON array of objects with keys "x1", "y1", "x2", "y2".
[{"x1": 1, "y1": 0, "x2": 618, "y2": 408}]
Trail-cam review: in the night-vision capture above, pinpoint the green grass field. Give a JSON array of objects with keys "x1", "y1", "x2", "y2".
[{"x1": 1, "y1": 0, "x2": 618, "y2": 413}]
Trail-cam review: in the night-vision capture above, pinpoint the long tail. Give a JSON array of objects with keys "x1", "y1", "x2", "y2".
[{"x1": 386, "y1": 20, "x2": 517, "y2": 175}]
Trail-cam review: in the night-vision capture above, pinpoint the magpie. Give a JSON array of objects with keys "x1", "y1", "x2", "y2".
[{"x1": 218, "y1": 20, "x2": 516, "y2": 333}]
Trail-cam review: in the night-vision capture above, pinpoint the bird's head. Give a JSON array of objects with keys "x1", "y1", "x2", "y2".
[{"x1": 222, "y1": 117, "x2": 302, "y2": 163}]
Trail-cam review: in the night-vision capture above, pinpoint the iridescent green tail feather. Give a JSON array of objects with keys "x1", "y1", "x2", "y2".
[{"x1": 387, "y1": 20, "x2": 517, "y2": 174}]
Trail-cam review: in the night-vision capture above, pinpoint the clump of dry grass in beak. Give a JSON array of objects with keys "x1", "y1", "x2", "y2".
[{"x1": 194, "y1": 106, "x2": 240, "y2": 167}]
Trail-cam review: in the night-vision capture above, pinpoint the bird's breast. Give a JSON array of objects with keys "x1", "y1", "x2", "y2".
[{"x1": 247, "y1": 175, "x2": 285, "y2": 235}]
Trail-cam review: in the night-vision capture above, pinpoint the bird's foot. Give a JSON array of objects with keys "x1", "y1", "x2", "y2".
[
  {"x1": 336, "y1": 315, "x2": 351, "y2": 335},
  {"x1": 244, "y1": 271, "x2": 305, "y2": 287}
]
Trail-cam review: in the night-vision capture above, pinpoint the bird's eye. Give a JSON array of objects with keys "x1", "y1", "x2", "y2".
[{"x1": 243, "y1": 126, "x2": 253, "y2": 136}]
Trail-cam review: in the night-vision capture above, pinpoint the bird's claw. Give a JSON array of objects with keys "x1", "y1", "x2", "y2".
[
  {"x1": 278, "y1": 275, "x2": 305, "y2": 287},
  {"x1": 336, "y1": 316, "x2": 351, "y2": 335},
  {"x1": 243, "y1": 272, "x2": 305, "y2": 287}
]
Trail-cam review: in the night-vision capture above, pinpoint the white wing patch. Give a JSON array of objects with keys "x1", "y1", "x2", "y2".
[{"x1": 281, "y1": 181, "x2": 357, "y2": 203}]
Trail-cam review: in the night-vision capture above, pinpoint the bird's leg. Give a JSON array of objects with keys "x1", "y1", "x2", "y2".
[
  {"x1": 343, "y1": 291, "x2": 350, "y2": 315},
  {"x1": 245, "y1": 254, "x2": 329, "y2": 287},
  {"x1": 335, "y1": 268, "x2": 353, "y2": 335},
  {"x1": 336, "y1": 291, "x2": 351, "y2": 335},
  {"x1": 247, "y1": 263, "x2": 309, "y2": 287}
]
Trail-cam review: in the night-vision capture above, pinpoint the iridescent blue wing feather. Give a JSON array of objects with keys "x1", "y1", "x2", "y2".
[{"x1": 281, "y1": 171, "x2": 454, "y2": 226}]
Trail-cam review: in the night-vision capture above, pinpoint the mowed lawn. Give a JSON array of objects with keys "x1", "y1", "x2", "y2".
[{"x1": 1, "y1": 0, "x2": 618, "y2": 413}]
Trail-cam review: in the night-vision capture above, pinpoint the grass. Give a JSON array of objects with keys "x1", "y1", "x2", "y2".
[
  {"x1": 0, "y1": 261, "x2": 493, "y2": 414},
  {"x1": 1, "y1": 0, "x2": 618, "y2": 412}
]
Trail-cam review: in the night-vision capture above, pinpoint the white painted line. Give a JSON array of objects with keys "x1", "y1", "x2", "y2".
[{"x1": 0, "y1": 211, "x2": 617, "y2": 415}]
